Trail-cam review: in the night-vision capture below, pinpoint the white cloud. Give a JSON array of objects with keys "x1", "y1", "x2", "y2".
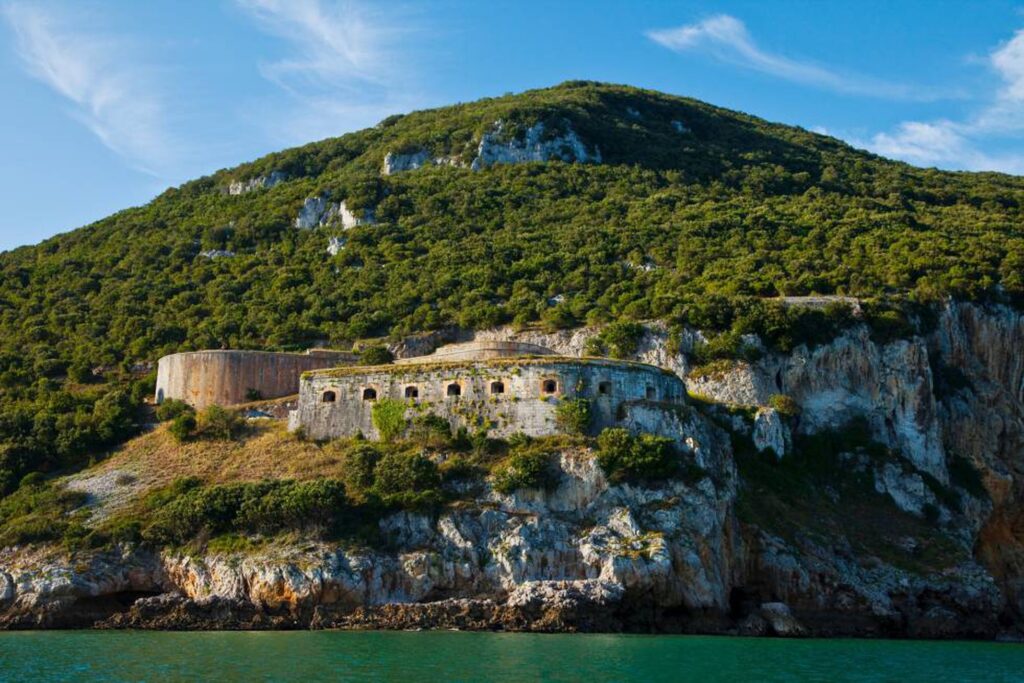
[
  {"x1": 864, "y1": 29, "x2": 1024, "y2": 174},
  {"x1": 646, "y1": 14, "x2": 954, "y2": 101},
  {"x1": 1, "y1": 2, "x2": 174, "y2": 175},
  {"x1": 235, "y1": 0, "x2": 424, "y2": 144}
]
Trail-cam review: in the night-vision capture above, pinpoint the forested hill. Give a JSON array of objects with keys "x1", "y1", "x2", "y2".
[{"x1": 0, "y1": 80, "x2": 1022, "y2": 490}]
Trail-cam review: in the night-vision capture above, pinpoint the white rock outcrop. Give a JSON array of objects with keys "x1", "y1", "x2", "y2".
[
  {"x1": 471, "y1": 121, "x2": 601, "y2": 170},
  {"x1": 295, "y1": 196, "x2": 329, "y2": 229},
  {"x1": 228, "y1": 171, "x2": 286, "y2": 195},
  {"x1": 752, "y1": 407, "x2": 787, "y2": 459},
  {"x1": 198, "y1": 249, "x2": 234, "y2": 259},
  {"x1": 383, "y1": 149, "x2": 432, "y2": 175},
  {"x1": 295, "y1": 196, "x2": 376, "y2": 230},
  {"x1": 381, "y1": 121, "x2": 601, "y2": 176},
  {"x1": 326, "y1": 236, "x2": 346, "y2": 256}
]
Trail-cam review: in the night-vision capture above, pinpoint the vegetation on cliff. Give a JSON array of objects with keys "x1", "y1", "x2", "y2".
[{"x1": 1, "y1": 80, "x2": 1023, "y2": 496}]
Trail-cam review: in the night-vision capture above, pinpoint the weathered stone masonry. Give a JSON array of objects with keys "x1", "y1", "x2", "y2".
[
  {"x1": 156, "y1": 349, "x2": 355, "y2": 409},
  {"x1": 289, "y1": 355, "x2": 688, "y2": 441}
]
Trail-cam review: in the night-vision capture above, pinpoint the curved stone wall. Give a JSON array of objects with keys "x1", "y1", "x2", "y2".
[
  {"x1": 291, "y1": 357, "x2": 687, "y2": 441},
  {"x1": 393, "y1": 340, "x2": 555, "y2": 365},
  {"x1": 156, "y1": 350, "x2": 355, "y2": 409}
]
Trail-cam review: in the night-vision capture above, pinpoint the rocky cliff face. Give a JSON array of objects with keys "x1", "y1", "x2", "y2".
[
  {"x1": 1, "y1": 302, "x2": 1022, "y2": 636},
  {"x1": 227, "y1": 171, "x2": 287, "y2": 195},
  {"x1": 382, "y1": 120, "x2": 601, "y2": 176}
]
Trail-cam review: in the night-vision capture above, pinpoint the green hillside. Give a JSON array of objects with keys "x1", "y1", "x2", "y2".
[{"x1": 0, "y1": 80, "x2": 1022, "y2": 492}]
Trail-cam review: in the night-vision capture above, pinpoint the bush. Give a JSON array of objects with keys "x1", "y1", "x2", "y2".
[
  {"x1": 359, "y1": 346, "x2": 394, "y2": 365},
  {"x1": 195, "y1": 405, "x2": 246, "y2": 440},
  {"x1": 372, "y1": 452, "x2": 442, "y2": 506},
  {"x1": 371, "y1": 398, "x2": 407, "y2": 442},
  {"x1": 19, "y1": 472, "x2": 45, "y2": 489},
  {"x1": 339, "y1": 444, "x2": 381, "y2": 501},
  {"x1": 596, "y1": 428, "x2": 677, "y2": 481},
  {"x1": 492, "y1": 448, "x2": 558, "y2": 494},
  {"x1": 237, "y1": 479, "x2": 347, "y2": 533},
  {"x1": 156, "y1": 398, "x2": 193, "y2": 422},
  {"x1": 244, "y1": 388, "x2": 263, "y2": 402},
  {"x1": 169, "y1": 412, "x2": 197, "y2": 442},
  {"x1": 555, "y1": 398, "x2": 591, "y2": 435},
  {"x1": 410, "y1": 413, "x2": 452, "y2": 449},
  {"x1": 768, "y1": 394, "x2": 801, "y2": 418},
  {"x1": 142, "y1": 478, "x2": 348, "y2": 545},
  {"x1": 586, "y1": 321, "x2": 645, "y2": 358}
]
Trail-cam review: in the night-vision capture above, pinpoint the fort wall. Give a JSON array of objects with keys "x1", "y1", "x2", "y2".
[
  {"x1": 156, "y1": 350, "x2": 356, "y2": 409},
  {"x1": 290, "y1": 357, "x2": 687, "y2": 441}
]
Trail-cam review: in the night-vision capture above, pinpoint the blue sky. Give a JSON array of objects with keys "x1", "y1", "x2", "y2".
[{"x1": 2, "y1": 0, "x2": 1023, "y2": 252}]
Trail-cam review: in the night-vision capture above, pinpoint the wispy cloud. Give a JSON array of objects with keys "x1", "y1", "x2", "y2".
[
  {"x1": 1, "y1": 2, "x2": 174, "y2": 175},
  {"x1": 646, "y1": 14, "x2": 954, "y2": 101},
  {"x1": 235, "y1": 0, "x2": 424, "y2": 144},
  {"x1": 865, "y1": 29, "x2": 1024, "y2": 174}
]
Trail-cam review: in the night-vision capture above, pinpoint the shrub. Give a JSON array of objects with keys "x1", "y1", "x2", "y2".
[
  {"x1": 195, "y1": 405, "x2": 246, "y2": 440},
  {"x1": 410, "y1": 413, "x2": 452, "y2": 449},
  {"x1": 339, "y1": 444, "x2": 381, "y2": 501},
  {"x1": 506, "y1": 432, "x2": 531, "y2": 449},
  {"x1": 169, "y1": 413, "x2": 197, "y2": 442},
  {"x1": 596, "y1": 428, "x2": 677, "y2": 481},
  {"x1": 492, "y1": 448, "x2": 558, "y2": 494},
  {"x1": 372, "y1": 452, "x2": 442, "y2": 506},
  {"x1": 244, "y1": 388, "x2": 263, "y2": 402},
  {"x1": 586, "y1": 321, "x2": 645, "y2": 358},
  {"x1": 19, "y1": 472, "x2": 45, "y2": 489},
  {"x1": 237, "y1": 479, "x2": 347, "y2": 533},
  {"x1": 359, "y1": 346, "x2": 394, "y2": 365},
  {"x1": 768, "y1": 394, "x2": 801, "y2": 418},
  {"x1": 156, "y1": 398, "x2": 193, "y2": 422},
  {"x1": 555, "y1": 398, "x2": 591, "y2": 435},
  {"x1": 371, "y1": 398, "x2": 407, "y2": 442},
  {"x1": 142, "y1": 479, "x2": 348, "y2": 545},
  {"x1": 596, "y1": 428, "x2": 633, "y2": 474}
]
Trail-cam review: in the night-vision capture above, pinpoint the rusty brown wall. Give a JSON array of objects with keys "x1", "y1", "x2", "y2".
[{"x1": 155, "y1": 350, "x2": 355, "y2": 409}]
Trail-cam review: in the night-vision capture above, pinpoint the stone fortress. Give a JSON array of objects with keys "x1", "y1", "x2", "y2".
[
  {"x1": 289, "y1": 341, "x2": 687, "y2": 441},
  {"x1": 157, "y1": 341, "x2": 689, "y2": 443}
]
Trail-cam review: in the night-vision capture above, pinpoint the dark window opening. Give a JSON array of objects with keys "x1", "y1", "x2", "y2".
[
  {"x1": 616, "y1": 403, "x2": 628, "y2": 421},
  {"x1": 490, "y1": 381, "x2": 505, "y2": 395},
  {"x1": 362, "y1": 388, "x2": 377, "y2": 401},
  {"x1": 322, "y1": 390, "x2": 337, "y2": 403},
  {"x1": 542, "y1": 379, "x2": 558, "y2": 394},
  {"x1": 598, "y1": 381, "x2": 612, "y2": 396},
  {"x1": 646, "y1": 386, "x2": 656, "y2": 400},
  {"x1": 405, "y1": 386, "x2": 419, "y2": 399},
  {"x1": 447, "y1": 383, "x2": 461, "y2": 397}
]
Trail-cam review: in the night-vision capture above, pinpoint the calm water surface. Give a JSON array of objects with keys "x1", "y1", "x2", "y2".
[{"x1": 0, "y1": 631, "x2": 1022, "y2": 682}]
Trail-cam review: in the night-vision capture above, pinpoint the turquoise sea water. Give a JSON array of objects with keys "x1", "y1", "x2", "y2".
[{"x1": 0, "y1": 632, "x2": 1022, "y2": 682}]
